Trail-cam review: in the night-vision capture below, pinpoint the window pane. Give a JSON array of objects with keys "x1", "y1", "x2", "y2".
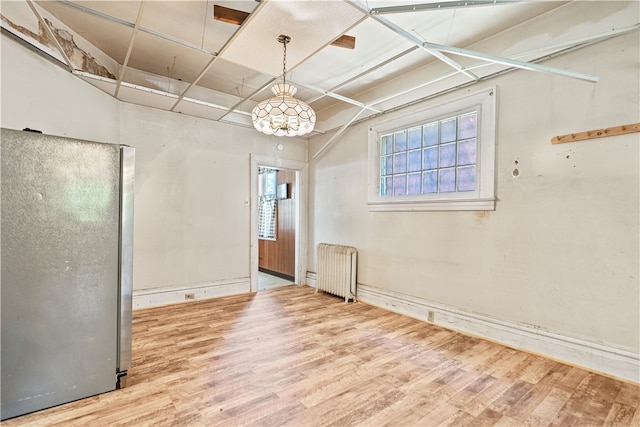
[
  {"x1": 440, "y1": 143, "x2": 456, "y2": 168},
  {"x1": 394, "y1": 153, "x2": 407, "y2": 173},
  {"x1": 439, "y1": 168, "x2": 456, "y2": 192},
  {"x1": 381, "y1": 134, "x2": 393, "y2": 155},
  {"x1": 440, "y1": 117, "x2": 457, "y2": 143},
  {"x1": 376, "y1": 106, "x2": 484, "y2": 200},
  {"x1": 264, "y1": 170, "x2": 276, "y2": 196},
  {"x1": 457, "y1": 139, "x2": 476, "y2": 166},
  {"x1": 381, "y1": 155, "x2": 393, "y2": 175},
  {"x1": 457, "y1": 166, "x2": 476, "y2": 191},
  {"x1": 458, "y1": 112, "x2": 477, "y2": 140},
  {"x1": 380, "y1": 176, "x2": 393, "y2": 196},
  {"x1": 408, "y1": 126, "x2": 422, "y2": 149},
  {"x1": 422, "y1": 170, "x2": 438, "y2": 193},
  {"x1": 408, "y1": 173, "x2": 421, "y2": 195},
  {"x1": 393, "y1": 175, "x2": 407, "y2": 195},
  {"x1": 394, "y1": 130, "x2": 407, "y2": 152},
  {"x1": 387, "y1": 176, "x2": 394, "y2": 196},
  {"x1": 423, "y1": 122, "x2": 438, "y2": 146},
  {"x1": 423, "y1": 147, "x2": 438, "y2": 170},
  {"x1": 408, "y1": 150, "x2": 422, "y2": 172}
]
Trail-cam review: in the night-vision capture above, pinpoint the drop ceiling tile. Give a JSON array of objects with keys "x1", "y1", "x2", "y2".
[
  {"x1": 38, "y1": 1, "x2": 138, "y2": 63},
  {"x1": 184, "y1": 84, "x2": 246, "y2": 110},
  {"x1": 173, "y1": 99, "x2": 229, "y2": 122},
  {"x1": 220, "y1": 0, "x2": 366, "y2": 76},
  {"x1": 62, "y1": 0, "x2": 143, "y2": 23},
  {"x1": 292, "y1": 18, "x2": 416, "y2": 91},
  {"x1": 139, "y1": 1, "x2": 210, "y2": 47},
  {"x1": 197, "y1": 57, "x2": 274, "y2": 97},
  {"x1": 77, "y1": 74, "x2": 117, "y2": 97},
  {"x1": 220, "y1": 110, "x2": 253, "y2": 128},
  {"x1": 122, "y1": 67, "x2": 190, "y2": 96},
  {"x1": 117, "y1": 84, "x2": 179, "y2": 111},
  {"x1": 126, "y1": 30, "x2": 214, "y2": 84}
]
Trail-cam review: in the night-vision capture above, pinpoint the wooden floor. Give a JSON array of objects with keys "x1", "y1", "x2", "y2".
[{"x1": 3, "y1": 285, "x2": 639, "y2": 426}]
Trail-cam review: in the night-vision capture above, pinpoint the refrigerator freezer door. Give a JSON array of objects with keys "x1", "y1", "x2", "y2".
[
  {"x1": 117, "y1": 146, "x2": 134, "y2": 386},
  {"x1": 1, "y1": 129, "x2": 121, "y2": 420}
]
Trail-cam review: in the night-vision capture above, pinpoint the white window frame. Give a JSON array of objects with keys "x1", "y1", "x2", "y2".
[{"x1": 367, "y1": 87, "x2": 497, "y2": 212}]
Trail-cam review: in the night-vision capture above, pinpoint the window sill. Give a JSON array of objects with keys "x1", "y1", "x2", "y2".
[{"x1": 367, "y1": 197, "x2": 496, "y2": 212}]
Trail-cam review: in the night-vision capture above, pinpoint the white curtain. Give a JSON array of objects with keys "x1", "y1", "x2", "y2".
[{"x1": 258, "y1": 168, "x2": 277, "y2": 239}]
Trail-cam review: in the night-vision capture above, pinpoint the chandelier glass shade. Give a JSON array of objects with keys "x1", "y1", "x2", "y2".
[
  {"x1": 251, "y1": 35, "x2": 316, "y2": 137},
  {"x1": 252, "y1": 83, "x2": 316, "y2": 137}
]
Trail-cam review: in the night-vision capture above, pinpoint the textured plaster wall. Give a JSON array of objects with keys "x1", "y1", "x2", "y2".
[
  {"x1": 307, "y1": 28, "x2": 639, "y2": 351},
  {"x1": 0, "y1": 35, "x2": 307, "y2": 292}
]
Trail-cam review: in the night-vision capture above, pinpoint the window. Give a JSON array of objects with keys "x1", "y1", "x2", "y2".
[
  {"x1": 368, "y1": 88, "x2": 496, "y2": 211},
  {"x1": 258, "y1": 167, "x2": 277, "y2": 240}
]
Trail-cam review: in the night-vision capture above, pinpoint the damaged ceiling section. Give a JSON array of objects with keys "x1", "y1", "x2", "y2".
[{"x1": 1, "y1": 1, "x2": 638, "y2": 137}]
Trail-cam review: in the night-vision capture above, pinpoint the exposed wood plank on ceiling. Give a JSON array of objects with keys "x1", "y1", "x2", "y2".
[
  {"x1": 551, "y1": 123, "x2": 640, "y2": 144},
  {"x1": 213, "y1": 4, "x2": 249, "y2": 25},
  {"x1": 331, "y1": 34, "x2": 356, "y2": 49},
  {"x1": 214, "y1": 5, "x2": 356, "y2": 50}
]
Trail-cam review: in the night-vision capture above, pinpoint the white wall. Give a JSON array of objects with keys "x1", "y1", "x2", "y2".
[
  {"x1": 2, "y1": 2, "x2": 638, "y2": 380},
  {"x1": 308, "y1": 7, "x2": 639, "y2": 380},
  {"x1": 1, "y1": 35, "x2": 307, "y2": 294},
  {"x1": 119, "y1": 105, "x2": 305, "y2": 291},
  {"x1": 0, "y1": 37, "x2": 120, "y2": 144}
]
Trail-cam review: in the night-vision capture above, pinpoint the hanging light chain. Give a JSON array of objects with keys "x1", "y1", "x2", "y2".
[
  {"x1": 282, "y1": 38, "x2": 287, "y2": 85},
  {"x1": 278, "y1": 34, "x2": 291, "y2": 87}
]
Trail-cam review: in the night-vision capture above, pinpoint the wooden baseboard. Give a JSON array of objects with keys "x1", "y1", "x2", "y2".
[
  {"x1": 355, "y1": 282, "x2": 638, "y2": 383},
  {"x1": 132, "y1": 278, "x2": 250, "y2": 309}
]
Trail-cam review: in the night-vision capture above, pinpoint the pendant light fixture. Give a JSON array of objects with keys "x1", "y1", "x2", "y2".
[{"x1": 252, "y1": 35, "x2": 316, "y2": 137}]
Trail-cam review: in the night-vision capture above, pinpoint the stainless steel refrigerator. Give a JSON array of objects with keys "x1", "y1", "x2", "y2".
[{"x1": 1, "y1": 128, "x2": 134, "y2": 420}]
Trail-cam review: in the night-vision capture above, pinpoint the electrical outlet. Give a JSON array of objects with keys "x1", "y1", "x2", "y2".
[
  {"x1": 185, "y1": 293, "x2": 195, "y2": 300},
  {"x1": 427, "y1": 311, "x2": 435, "y2": 322}
]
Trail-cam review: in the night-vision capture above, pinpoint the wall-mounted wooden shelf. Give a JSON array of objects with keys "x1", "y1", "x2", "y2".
[{"x1": 551, "y1": 123, "x2": 639, "y2": 144}]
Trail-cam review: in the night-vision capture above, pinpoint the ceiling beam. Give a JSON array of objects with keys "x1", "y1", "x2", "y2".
[
  {"x1": 115, "y1": 1, "x2": 146, "y2": 99},
  {"x1": 75, "y1": 70, "x2": 259, "y2": 120},
  {"x1": 370, "y1": 25, "x2": 632, "y2": 107},
  {"x1": 319, "y1": 25, "x2": 627, "y2": 136},
  {"x1": 336, "y1": 46, "x2": 419, "y2": 89},
  {"x1": 370, "y1": 1, "x2": 521, "y2": 14},
  {"x1": 289, "y1": 79, "x2": 382, "y2": 113},
  {"x1": 312, "y1": 107, "x2": 368, "y2": 160},
  {"x1": 420, "y1": 40, "x2": 599, "y2": 82},
  {"x1": 216, "y1": 77, "x2": 278, "y2": 122},
  {"x1": 349, "y1": 0, "x2": 599, "y2": 84},
  {"x1": 307, "y1": 46, "x2": 419, "y2": 104},
  {"x1": 370, "y1": 70, "x2": 459, "y2": 106},
  {"x1": 349, "y1": 1, "x2": 479, "y2": 81}
]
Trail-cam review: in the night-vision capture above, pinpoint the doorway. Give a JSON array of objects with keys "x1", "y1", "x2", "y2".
[
  {"x1": 257, "y1": 166, "x2": 295, "y2": 290},
  {"x1": 250, "y1": 155, "x2": 308, "y2": 293}
]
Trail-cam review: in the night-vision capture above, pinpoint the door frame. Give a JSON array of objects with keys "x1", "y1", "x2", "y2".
[{"x1": 250, "y1": 154, "x2": 308, "y2": 292}]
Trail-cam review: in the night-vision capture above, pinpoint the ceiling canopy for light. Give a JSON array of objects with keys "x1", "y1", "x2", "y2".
[{"x1": 251, "y1": 35, "x2": 316, "y2": 137}]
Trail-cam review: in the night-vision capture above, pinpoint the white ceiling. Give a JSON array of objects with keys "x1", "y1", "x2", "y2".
[{"x1": 1, "y1": 1, "x2": 637, "y2": 137}]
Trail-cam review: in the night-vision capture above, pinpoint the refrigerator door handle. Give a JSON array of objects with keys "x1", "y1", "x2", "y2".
[{"x1": 117, "y1": 146, "x2": 135, "y2": 387}]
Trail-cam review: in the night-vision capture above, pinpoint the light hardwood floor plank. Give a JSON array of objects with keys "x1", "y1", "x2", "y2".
[{"x1": 2, "y1": 285, "x2": 638, "y2": 426}]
